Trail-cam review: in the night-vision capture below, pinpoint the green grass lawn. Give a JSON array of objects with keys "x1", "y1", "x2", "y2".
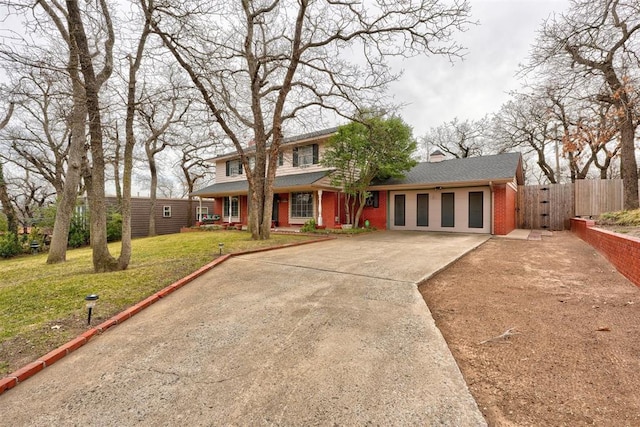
[{"x1": 0, "y1": 231, "x2": 317, "y2": 374}]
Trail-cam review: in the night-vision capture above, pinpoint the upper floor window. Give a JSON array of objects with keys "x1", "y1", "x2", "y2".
[
  {"x1": 163, "y1": 206, "x2": 172, "y2": 218},
  {"x1": 225, "y1": 159, "x2": 243, "y2": 176},
  {"x1": 293, "y1": 144, "x2": 319, "y2": 167}
]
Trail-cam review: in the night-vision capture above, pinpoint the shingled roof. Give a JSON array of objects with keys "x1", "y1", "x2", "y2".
[
  {"x1": 213, "y1": 127, "x2": 339, "y2": 161},
  {"x1": 191, "y1": 170, "x2": 333, "y2": 197},
  {"x1": 371, "y1": 152, "x2": 523, "y2": 188}
]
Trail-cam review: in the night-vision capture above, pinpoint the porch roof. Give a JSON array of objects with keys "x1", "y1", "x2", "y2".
[{"x1": 191, "y1": 170, "x2": 336, "y2": 197}]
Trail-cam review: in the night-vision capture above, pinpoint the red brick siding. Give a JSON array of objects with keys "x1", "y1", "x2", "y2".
[
  {"x1": 362, "y1": 191, "x2": 387, "y2": 230},
  {"x1": 505, "y1": 184, "x2": 517, "y2": 233},
  {"x1": 571, "y1": 218, "x2": 640, "y2": 288},
  {"x1": 319, "y1": 192, "x2": 339, "y2": 229},
  {"x1": 493, "y1": 184, "x2": 517, "y2": 236},
  {"x1": 493, "y1": 184, "x2": 507, "y2": 235}
]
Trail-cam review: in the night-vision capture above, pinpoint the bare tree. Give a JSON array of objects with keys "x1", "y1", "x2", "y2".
[
  {"x1": 420, "y1": 117, "x2": 493, "y2": 159},
  {"x1": 176, "y1": 130, "x2": 217, "y2": 226},
  {"x1": 8, "y1": 168, "x2": 56, "y2": 234},
  {"x1": 530, "y1": 0, "x2": 640, "y2": 208},
  {"x1": 14, "y1": 0, "x2": 96, "y2": 265},
  {"x1": 116, "y1": 3, "x2": 154, "y2": 270},
  {"x1": 143, "y1": 0, "x2": 471, "y2": 239},
  {"x1": 1, "y1": 68, "x2": 71, "y2": 195},
  {"x1": 0, "y1": 102, "x2": 18, "y2": 234},
  {"x1": 137, "y1": 76, "x2": 190, "y2": 236},
  {"x1": 65, "y1": 0, "x2": 121, "y2": 272},
  {"x1": 493, "y1": 93, "x2": 559, "y2": 184}
]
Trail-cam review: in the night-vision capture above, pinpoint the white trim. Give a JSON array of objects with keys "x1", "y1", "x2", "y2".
[{"x1": 288, "y1": 191, "x2": 315, "y2": 225}]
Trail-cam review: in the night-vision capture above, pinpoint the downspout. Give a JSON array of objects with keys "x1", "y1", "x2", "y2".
[
  {"x1": 489, "y1": 181, "x2": 494, "y2": 235},
  {"x1": 386, "y1": 190, "x2": 390, "y2": 230}
]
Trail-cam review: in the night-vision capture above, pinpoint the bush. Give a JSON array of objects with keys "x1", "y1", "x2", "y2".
[
  {"x1": 0, "y1": 233, "x2": 21, "y2": 258},
  {"x1": 107, "y1": 211, "x2": 122, "y2": 242},
  {"x1": 599, "y1": 209, "x2": 640, "y2": 226},
  {"x1": 28, "y1": 226, "x2": 46, "y2": 250},
  {"x1": 301, "y1": 218, "x2": 316, "y2": 233},
  {"x1": 68, "y1": 212, "x2": 89, "y2": 248},
  {"x1": 0, "y1": 212, "x2": 7, "y2": 232}
]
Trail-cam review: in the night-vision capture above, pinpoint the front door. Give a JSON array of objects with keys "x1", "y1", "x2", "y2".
[{"x1": 272, "y1": 194, "x2": 280, "y2": 226}]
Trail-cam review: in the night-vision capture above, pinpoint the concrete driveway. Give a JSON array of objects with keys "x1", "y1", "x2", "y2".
[{"x1": 1, "y1": 231, "x2": 489, "y2": 426}]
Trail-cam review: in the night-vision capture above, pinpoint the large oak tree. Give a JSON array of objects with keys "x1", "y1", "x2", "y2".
[{"x1": 143, "y1": 0, "x2": 471, "y2": 239}]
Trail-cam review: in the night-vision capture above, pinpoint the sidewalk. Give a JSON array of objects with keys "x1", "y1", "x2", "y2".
[{"x1": 1, "y1": 231, "x2": 489, "y2": 426}]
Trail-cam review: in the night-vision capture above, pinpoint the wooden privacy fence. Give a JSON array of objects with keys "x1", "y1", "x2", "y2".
[
  {"x1": 517, "y1": 184, "x2": 574, "y2": 230},
  {"x1": 518, "y1": 179, "x2": 640, "y2": 231},
  {"x1": 574, "y1": 179, "x2": 626, "y2": 217}
]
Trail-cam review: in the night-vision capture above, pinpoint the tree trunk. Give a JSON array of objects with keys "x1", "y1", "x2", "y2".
[
  {"x1": 148, "y1": 155, "x2": 157, "y2": 236},
  {"x1": 113, "y1": 132, "x2": 122, "y2": 206},
  {"x1": 66, "y1": 0, "x2": 118, "y2": 272},
  {"x1": 603, "y1": 68, "x2": 639, "y2": 209},
  {"x1": 0, "y1": 104, "x2": 17, "y2": 235},
  {"x1": 47, "y1": 107, "x2": 86, "y2": 262},
  {"x1": 47, "y1": 36, "x2": 86, "y2": 264},
  {"x1": 353, "y1": 191, "x2": 367, "y2": 228},
  {"x1": 619, "y1": 118, "x2": 639, "y2": 210},
  {"x1": 0, "y1": 163, "x2": 18, "y2": 235}
]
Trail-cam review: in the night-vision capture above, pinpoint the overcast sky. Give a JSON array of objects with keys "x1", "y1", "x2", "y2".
[{"x1": 391, "y1": 0, "x2": 570, "y2": 138}]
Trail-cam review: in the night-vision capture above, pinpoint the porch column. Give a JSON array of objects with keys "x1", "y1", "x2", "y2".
[
  {"x1": 198, "y1": 197, "x2": 202, "y2": 221},
  {"x1": 228, "y1": 195, "x2": 232, "y2": 222},
  {"x1": 317, "y1": 190, "x2": 323, "y2": 226}
]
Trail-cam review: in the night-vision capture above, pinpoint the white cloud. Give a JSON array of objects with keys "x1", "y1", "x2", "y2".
[{"x1": 390, "y1": 0, "x2": 569, "y2": 137}]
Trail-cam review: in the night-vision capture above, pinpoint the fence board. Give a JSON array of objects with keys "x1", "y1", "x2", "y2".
[
  {"x1": 574, "y1": 179, "x2": 627, "y2": 217},
  {"x1": 519, "y1": 179, "x2": 640, "y2": 230},
  {"x1": 517, "y1": 183, "x2": 574, "y2": 230}
]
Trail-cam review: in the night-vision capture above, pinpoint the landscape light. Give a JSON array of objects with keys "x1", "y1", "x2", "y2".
[
  {"x1": 85, "y1": 294, "x2": 99, "y2": 325},
  {"x1": 218, "y1": 242, "x2": 224, "y2": 255}
]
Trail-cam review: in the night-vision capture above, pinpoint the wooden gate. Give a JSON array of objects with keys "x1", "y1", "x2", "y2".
[{"x1": 517, "y1": 184, "x2": 574, "y2": 230}]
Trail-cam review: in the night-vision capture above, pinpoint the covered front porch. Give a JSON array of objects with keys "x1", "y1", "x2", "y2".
[{"x1": 190, "y1": 171, "x2": 343, "y2": 229}]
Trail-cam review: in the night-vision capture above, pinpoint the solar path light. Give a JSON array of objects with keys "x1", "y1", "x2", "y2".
[
  {"x1": 218, "y1": 242, "x2": 224, "y2": 256},
  {"x1": 85, "y1": 294, "x2": 99, "y2": 325}
]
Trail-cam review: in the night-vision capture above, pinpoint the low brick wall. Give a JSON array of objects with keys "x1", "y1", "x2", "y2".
[{"x1": 571, "y1": 218, "x2": 640, "y2": 288}]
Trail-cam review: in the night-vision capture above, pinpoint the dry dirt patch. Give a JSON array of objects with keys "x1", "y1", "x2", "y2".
[{"x1": 419, "y1": 231, "x2": 640, "y2": 426}]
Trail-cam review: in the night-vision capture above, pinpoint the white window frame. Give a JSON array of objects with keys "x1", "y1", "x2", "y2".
[
  {"x1": 229, "y1": 160, "x2": 242, "y2": 176},
  {"x1": 196, "y1": 206, "x2": 208, "y2": 221},
  {"x1": 163, "y1": 206, "x2": 172, "y2": 218},
  {"x1": 290, "y1": 192, "x2": 314, "y2": 220},
  {"x1": 298, "y1": 145, "x2": 314, "y2": 166},
  {"x1": 223, "y1": 196, "x2": 240, "y2": 222}
]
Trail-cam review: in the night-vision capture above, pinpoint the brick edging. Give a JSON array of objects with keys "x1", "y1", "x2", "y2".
[{"x1": 0, "y1": 236, "x2": 334, "y2": 396}]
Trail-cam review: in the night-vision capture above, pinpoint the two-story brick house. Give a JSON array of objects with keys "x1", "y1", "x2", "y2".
[
  {"x1": 192, "y1": 128, "x2": 344, "y2": 229},
  {"x1": 191, "y1": 128, "x2": 525, "y2": 235}
]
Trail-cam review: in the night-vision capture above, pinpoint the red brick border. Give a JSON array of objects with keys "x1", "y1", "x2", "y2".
[
  {"x1": 0, "y1": 236, "x2": 334, "y2": 395},
  {"x1": 571, "y1": 218, "x2": 640, "y2": 288}
]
